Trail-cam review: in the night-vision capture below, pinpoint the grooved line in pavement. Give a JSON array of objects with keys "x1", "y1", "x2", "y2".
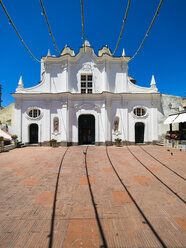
[
  {"x1": 48, "y1": 147, "x2": 69, "y2": 248},
  {"x1": 127, "y1": 146, "x2": 186, "y2": 204},
  {"x1": 106, "y1": 145, "x2": 167, "y2": 248},
  {"x1": 84, "y1": 146, "x2": 108, "y2": 248},
  {"x1": 139, "y1": 145, "x2": 186, "y2": 181}
]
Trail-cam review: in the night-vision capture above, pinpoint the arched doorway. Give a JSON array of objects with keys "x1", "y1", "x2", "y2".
[
  {"x1": 135, "y1": 122, "x2": 144, "y2": 143},
  {"x1": 78, "y1": 115, "x2": 95, "y2": 145},
  {"x1": 29, "y1": 124, "x2": 38, "y2": 144}
]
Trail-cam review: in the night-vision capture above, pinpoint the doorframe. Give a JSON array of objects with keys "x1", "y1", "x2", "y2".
[
  {"x1": 29, "y1": 123, "x2": 39, "y2": 144},
  {"x1": 78, "y1": 114, "x2": 95, "y2": 145},
  {"x1": 135, "y1": 122, "x2": 145, "y2": 144}
]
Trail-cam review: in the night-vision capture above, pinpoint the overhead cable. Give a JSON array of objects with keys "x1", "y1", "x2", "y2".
[
  {"x1": 130, "y1": 0, "x2": 164, "y2": 61},
  {"x1": 39, "y1": 0, "x2": 61, "y2": 55},
  {"x1": 112, "y1": 0, "x2": 132, "y2": 56},
  {"x1": 80, "y1": 0, "x2": 86, "y2": 51},
  {"x1": 0, "y1": 0, "x2": 42, "y2": 63}
]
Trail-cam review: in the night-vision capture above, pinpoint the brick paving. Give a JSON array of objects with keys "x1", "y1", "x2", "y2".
[{"x1": 0, "y1": 145, "x2": 185, "y2": 247}]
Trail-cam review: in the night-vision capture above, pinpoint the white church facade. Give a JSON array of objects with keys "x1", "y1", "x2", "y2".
[{"x1": 12, "y1": 42, "x2": 182, "y2": 146}]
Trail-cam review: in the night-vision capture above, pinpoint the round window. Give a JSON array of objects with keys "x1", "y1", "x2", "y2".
[
  {"x1": 27, "y1": 109, "x2": 41, "y2": 118},
  {"x1": 133, "y1": 107, "x2": 146, "y2": 117}
]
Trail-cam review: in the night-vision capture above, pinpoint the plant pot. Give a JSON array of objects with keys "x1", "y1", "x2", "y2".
[
  {"x1": 0, "y1": 141, "x2": 4, "y2": 147},
  {"x1": 115, "y1": 141, "x2": 122, "y2": 147},
  {"x1": 51, "y1": 142, "x2": 58, "y2": 147}
]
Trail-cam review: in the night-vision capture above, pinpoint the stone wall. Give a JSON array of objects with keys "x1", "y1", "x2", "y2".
[
  {"x1": 0, "y1": 103, "x2": 15, "y2": 126},
  {"x1": 161, "y1": 94, "x2": 183, "y2": 135}
]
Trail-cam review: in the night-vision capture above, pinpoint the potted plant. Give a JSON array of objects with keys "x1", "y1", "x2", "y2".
[
  {"x1": 115, "y1": 138, "x2": 122, "y2": 147},
  {"x1": 50, "y1": 139, "x2": 57, "y2": 147},
  {"x1": 11, "y1": 135, "x2": 18, "y2": 145},
  {"x1": 165, "y1": 134, "x2": 171, "y2": 140}
]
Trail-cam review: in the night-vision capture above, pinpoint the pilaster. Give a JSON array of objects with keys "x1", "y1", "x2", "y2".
[
  {"x1": 45, "y1": 100, "x2": 51, "y2": 141},
  {"x1": 15, "y1": 100, "x2": 22, "y2": 142}
]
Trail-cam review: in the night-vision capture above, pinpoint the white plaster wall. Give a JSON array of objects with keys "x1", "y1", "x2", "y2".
[
  {"x1": 69, "y1": 55, "x2": 103, "y2": 94},
  {"x1": 14, "y1": 94, "x2": 163, "y2": 144},
  {"x1": 13, "y1": 46, "x2": 176, "y2": 144},
  {"x1": 127, "y1": 98, "x2": 159, "y2": 142},
  {"x1": 108, "y1": 63, "x2": 128, "y2": 93},
  {"x1": 14, "y1": 101, "x2": 22, "y2": 141},
  {"x1": 69, "y1": 99, "x2": 105, "y2": 143},
  {"x1": 21, "y1": 100, "x2": 45, "y2": 143}
]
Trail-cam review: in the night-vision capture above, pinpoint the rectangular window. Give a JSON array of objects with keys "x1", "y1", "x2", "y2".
[{"x1": 80, "y1": 74, "x2": 93, "y2": 94}]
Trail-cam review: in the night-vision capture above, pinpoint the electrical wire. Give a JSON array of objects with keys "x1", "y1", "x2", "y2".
[
  {"x1": 112, "y1": 0, "x2": 131, "y2": 56},
  {"x1": 80, "y1": 0, "x2": 86, "y2": 51},
  {"x1": 130, "y1": 0, "x2": 164, "y2": 61},
  {"x1": 39, "y1": 0, "x2": 61, "y2": 55},
  {"x1": 0, "y1": 0, "x2": 42, "y2": 63}
]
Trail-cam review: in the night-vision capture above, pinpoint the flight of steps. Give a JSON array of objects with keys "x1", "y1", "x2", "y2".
[
  {"x1": 16, "y1": 142, "x2": 26, "y2": 148},
  {"x1": 156, "y1": 138, "x2": 164, "y2": 146}
]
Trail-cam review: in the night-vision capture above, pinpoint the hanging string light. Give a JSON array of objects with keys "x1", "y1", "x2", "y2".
[
  {"x1": 0, "y1": 0, "x2": 42, "y2": 63},
  {"x1": 80, "y1": 0, "x2": 86, "y2": 51},
  {"x1": 130, "y1": 0, "x2": 164, "y2": 61},
  {"x1": 112, "y1": 0, "x2": 132, "y2": 56},
  {"x1": 39, "y1": 0, "x2": 61, "y2": 55}
]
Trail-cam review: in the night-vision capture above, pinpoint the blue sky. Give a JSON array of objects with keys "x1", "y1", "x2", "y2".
[{"x1": 0, "y1": 0, "x2": 185, "y2": 107}]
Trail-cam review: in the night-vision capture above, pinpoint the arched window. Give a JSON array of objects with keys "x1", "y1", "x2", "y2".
[
  {"x1": 53, "y1": 117, "x2": 59, "y2": 133},
  {"x1": 133, "y1": 107, "x2": 146, "y2": 117},
  {"x1": 114, "y1": 116, "x2": 119, "y2": 132}
]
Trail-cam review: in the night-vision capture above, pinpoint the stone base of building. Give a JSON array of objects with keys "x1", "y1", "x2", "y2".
[{"x1": 24, "y1": 140, "x2": 158, "y2": 147}]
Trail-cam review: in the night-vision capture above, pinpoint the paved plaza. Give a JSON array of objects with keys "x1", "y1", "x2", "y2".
[{"x1": 0, "y1": 145, "x2": 186, "y2": 248}]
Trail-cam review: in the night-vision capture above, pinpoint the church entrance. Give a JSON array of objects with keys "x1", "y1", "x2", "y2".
[
  {"x1": 29, "y1": 124, "x2": 38, "y2": 144},
  {"x1": 78, "y1": 115, "x2": 95, "y2": 145},
  {"x1": 135, "y1": 122, "x2": 144, "y2": 143}
]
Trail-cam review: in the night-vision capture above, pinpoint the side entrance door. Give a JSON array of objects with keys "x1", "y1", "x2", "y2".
[
  {"x1": 135, "y1": 122, "x2": 144, "y2": 143},
  {"x1": 29, "y1": 124, "x2": 38, "y2": 144}
]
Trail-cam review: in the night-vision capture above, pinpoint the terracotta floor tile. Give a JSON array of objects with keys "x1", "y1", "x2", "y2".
[
  {"x1": 112, "y1": 191, "x2": 132, "y2": 203},
  {"x1": 78, "y1": 177, "x2": 95, "y2": 185},
  {"x1": 104, "y1": 168, "x2": 114, "y2": 173},
  {"x1": 119, "y1": 161, "x2": 131, "y2": 166},
  {"x1": 20, "y1": 178, "x2": 40, "y2": 186},
  {"x1": 8, "y1": 163, "x2": 22, "y2": 168},
  {"x1": 174, "y1": 217, "x2": 186, "y2": 231},
  {"x1": 148, "y1": 166, "x2": 160, "y2": 172},
  {"x1": 45, "y1": 163, "x2": 57, "y2": 167},
  {"x1": 100, "y1": 157, "x2": 107, "y2": 161},
  {"x1": 87, "y1": 162, "x2": 93, "y2": 166},
  {"x1": 134, "y1": 176, "x2": 152, "y2": 184},
  {"x1": 13, "y1": 169, "x2": 28, "y2": 175},
  {"x1": 64, "y1": 219, "x2": 99, "y2": 248},
  {"x1": 34, "y1": 192, "x2": 54, "y2": 205}
]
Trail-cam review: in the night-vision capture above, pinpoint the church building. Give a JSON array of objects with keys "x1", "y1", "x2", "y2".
[{"x1": 12, "y1": 41, "x2": 180, "y2": 146}]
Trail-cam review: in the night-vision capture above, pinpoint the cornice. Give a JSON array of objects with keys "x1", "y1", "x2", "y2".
[{"x1": 11, "y1": 92, "x2": 161, "y2": 100}]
